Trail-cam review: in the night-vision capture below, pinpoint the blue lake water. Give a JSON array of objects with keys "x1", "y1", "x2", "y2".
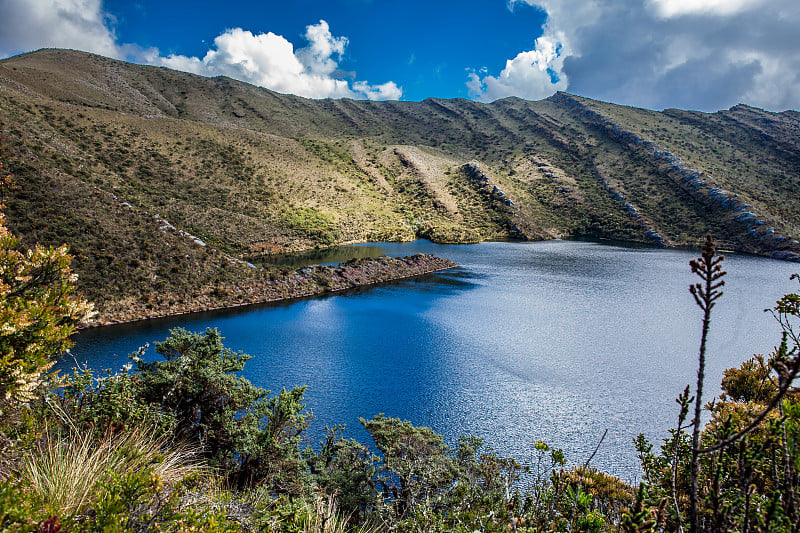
[{"x1": 65, "y1": 240, "x2": 800, "y2": 481}]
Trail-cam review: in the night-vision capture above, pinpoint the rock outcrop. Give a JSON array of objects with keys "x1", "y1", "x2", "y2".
[{"x1": 552, "y1": 92, "x2": 800, "y2": 260}]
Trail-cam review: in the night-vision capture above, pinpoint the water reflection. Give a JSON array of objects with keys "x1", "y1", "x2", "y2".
[{"x1": 247, "y1": 244, "x2": 393, "y2": 268}]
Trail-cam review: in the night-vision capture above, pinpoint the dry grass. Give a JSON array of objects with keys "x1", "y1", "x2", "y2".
[
  {"x1": 18, "y1": 426, "x2": 203, "y2": 516},
  {"x1": 300, "y1": 493, "x2": 383, "y2": 533}
]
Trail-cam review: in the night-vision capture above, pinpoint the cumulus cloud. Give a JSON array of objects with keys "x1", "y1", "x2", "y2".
[
  {"x1": 0, "y1": 0, "x2": 120, "y2": 58},
  {"x1": 353, "y1": 80, "x2": 403, "y2": 101},
  {"x1": 0, "y1": 1, "x2": 401, "y2": 101},
  {"x1": 296, "y1": 20, "x2": 348, "y2": 76},
  {"x1": 467, "y1": 34, "x2": 568, "y2": 102},
  {"x1": 147, "y1": 21, "x2": 401, "y2": 100},
  {"x1": 475, "y1": 0, "x2": 800, "y2": 111}
]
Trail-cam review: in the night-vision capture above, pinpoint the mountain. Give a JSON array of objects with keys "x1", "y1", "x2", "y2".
[{"x1": 1, "y1": 49, "x2": 798, "y2": 321}]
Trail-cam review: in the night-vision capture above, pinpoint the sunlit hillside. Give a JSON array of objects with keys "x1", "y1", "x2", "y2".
[{"x1": 1, "y1": 48, "x2": 798, "y2": 319}]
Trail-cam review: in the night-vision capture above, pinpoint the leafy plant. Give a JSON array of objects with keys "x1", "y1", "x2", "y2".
[
  {"x1": 87, "y1": 466, "x2": 236, "y2": 533},
  {"x1": 361, "y1": 414, "x2": 459, "y2": 518},
  {"x1": 0, "y1": 197, "x2": 94, "y2": 409},
  {"x1": 0, "y1": 479, "x2": 41, "y2": 532},
  {"x1": 134, "y1": 327, "x2": 312, "y2": 491},
  {"x1": 0, "y1": 146, "x2": 94, "y2": 478},
  {"x1": 308, "y1": 425, "x2": 379, "y2": 521},
  {"x1": 54, "y1": 356, "x2": 171, "y2": 438},
  {"x1": 635, "y1": 237, "x2": 800, "y2": 532}
]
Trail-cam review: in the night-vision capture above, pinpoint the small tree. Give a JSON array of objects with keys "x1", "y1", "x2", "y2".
[
  {"x1": 134, "y1": 327, "x2": 312, "y2": 491},
  {"x1": 0, "y1": 148, "x2": 93, "y2": 412},
  {"x1": 309, "y1": 425, "x2": 380, "y2": 521},
  {"x1": 361, "y1": 414, "x2": 458, "y2": 518}
]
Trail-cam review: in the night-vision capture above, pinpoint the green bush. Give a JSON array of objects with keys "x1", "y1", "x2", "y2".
[
  {"x1": 0, "y1": 479, "x2": 41, "y2": 532},
  {"x1": 0, "y1": 207, "x2": 93, "y2": 412},
  {"x1": 134, "y1": 328, "x2": 312, "y2": 491},
  {"x1": 308, "y1": 425, "x2": 379, "y2": 521},
  {"x1": 55, "y1": 359, "x2": 171, "y2": 438},
  {"x1": 634, "y1": 241, "x2": 800, "y2": 532}
]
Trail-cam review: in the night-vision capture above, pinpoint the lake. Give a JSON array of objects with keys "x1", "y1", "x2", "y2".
[{"x1": 66, "y1": 240, "x2": 799, "y2": 482}]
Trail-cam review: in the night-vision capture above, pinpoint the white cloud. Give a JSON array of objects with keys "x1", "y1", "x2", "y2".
[
  {"x1": 163, "y1": 27, "x2": 351, "y2": 99},
  {"x1": 0, "y1": 0, "x2": 120, "y2": 58},
  {"x1": 0, "y1": 1, "x2": 401, "y2": 101},
  {"x1": 491, "y1": 0, "x2": 800, "y2": 111},
  {"x1": 353, "y1": 80, "x2": 402, "y2": 101},
  {"x1": 648, "y1": 0, "x2": 767, "y2": 18},
  {"x1": 148, "y1": 22, "x2": 399, "y2": 100},
  {"x1": 296, "y1": 20, "x2": 348, "y2": 76},
  {"x1": 468, "y1": 34, "x2": 568, "y2": 102}
]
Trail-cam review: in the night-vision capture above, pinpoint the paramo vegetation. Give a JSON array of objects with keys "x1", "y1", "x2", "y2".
[{"x1": 3, "y1": 159, "x2": 800, "y2": 532}]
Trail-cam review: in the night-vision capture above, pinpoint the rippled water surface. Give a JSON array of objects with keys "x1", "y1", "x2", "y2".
[{"x1": 68, "y1": 240, "x2": 799, "y2": 480}]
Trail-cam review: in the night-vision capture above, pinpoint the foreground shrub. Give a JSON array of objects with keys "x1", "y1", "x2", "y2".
[
  {"x1": 361, "y1": 414, "x2": 459, "y2": 519},
  {"x1": 54, "y1": 358, "x2": 172, "y2": 439},
  {"x1": 0, "y1": 154, "x2": 93, "y2": 474},
  {"x1": 86, "y1": 467, "x2": 235, "y2": 533},
  {"x1": 134, "y1": 327, "x2": 313, "y2": 492},
  {"x1": 308, "y1": 426, "x2": 380, "y2": 522},
  {"x1": 635, "y1": 239, "x2": 800, "y2": 532},
  {"x1": 0, "y1": 479, "x2": 41, "y2": 532}
]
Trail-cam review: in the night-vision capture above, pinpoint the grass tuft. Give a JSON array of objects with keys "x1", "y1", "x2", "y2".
[{"x1": 18, "y1": 426, "x2": 202, "y2": 516}]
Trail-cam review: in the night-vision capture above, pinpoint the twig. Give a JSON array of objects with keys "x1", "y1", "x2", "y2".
[
  {"x1": 688, "y1": 235, "x2": 725, "y2": 533},
  {"x1": 672, "y1": 385, "x2": 692, "y2": 533},
  {"x1": 567, "y1": 429, "x2": 608, "y2": 532}
]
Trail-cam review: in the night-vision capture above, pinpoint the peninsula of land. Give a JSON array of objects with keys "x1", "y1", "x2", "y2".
[{"x1": 84, "y1": 254, "x2": 455, "y2": 327}]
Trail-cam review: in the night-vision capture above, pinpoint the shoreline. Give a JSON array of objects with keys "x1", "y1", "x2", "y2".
[{"x1": 81, "y1": 254, "x2": 457, "y2": 329}]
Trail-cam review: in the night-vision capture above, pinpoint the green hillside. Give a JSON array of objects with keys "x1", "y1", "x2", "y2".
[{"x1": 1, "y1": 49, "x2": 798, "y2": 321}]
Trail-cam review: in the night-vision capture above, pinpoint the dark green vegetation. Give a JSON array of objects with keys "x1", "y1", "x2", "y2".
[
  {"x1": 0, "y1": 49, "x2": 799, "y2": 322},
  {"x1": 4, "y1": 199, "x2": 800, "y2": 531}
]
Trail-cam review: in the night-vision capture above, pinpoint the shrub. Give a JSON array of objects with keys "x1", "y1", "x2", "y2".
[
  {"x1": 87, "y1": 466, "x2": 235, "y2": 533},
  {"x1": 719, "y1": 354, "x2": 776, "y2": 403},
  {"x1": 0, "y1": 209, "x2": 94, "y2": 409},
  {"x1": 0, "y1": 479, "x2": 41, "y2": 532},
  {"x1": 134, "y1": 328, "x2": 312, "y2": 491},
  {"x1": 0, "y1": 147, "x2": 93, "y2": 477},
  {"x1": 54, "y1": 358, "x2": 172, "y2": 438},
  {"x1": 361, "y1": 414, "x2": 458, "y2": 518},
  {"x1": 635, "y1": 239, "x2": 800, "y2": 532},
  {"x1": 308, "y1": 425, "x2": 379, "y2": 521}
]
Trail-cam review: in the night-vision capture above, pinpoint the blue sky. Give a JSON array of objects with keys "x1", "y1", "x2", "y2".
[
  {"x1": 0, "y1": 0, "x2": 798, "y2": 111},
  {"x1": 104, "y1": 0, "x2": 549, "y2": 101}
]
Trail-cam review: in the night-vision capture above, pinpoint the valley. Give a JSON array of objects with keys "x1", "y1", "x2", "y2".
[{"x1": 1, "y1": 49, "x2": 798, "y2": 322}]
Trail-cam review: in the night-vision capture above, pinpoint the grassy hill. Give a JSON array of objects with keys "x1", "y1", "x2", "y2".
[{"x1": 1, "y1": 48, "x2": 798, "y2": 321}]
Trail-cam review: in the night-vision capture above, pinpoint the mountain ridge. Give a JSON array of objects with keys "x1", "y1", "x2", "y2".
[{"x1": 1, "y1": 48, "x2": 798, "y2": 321}]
